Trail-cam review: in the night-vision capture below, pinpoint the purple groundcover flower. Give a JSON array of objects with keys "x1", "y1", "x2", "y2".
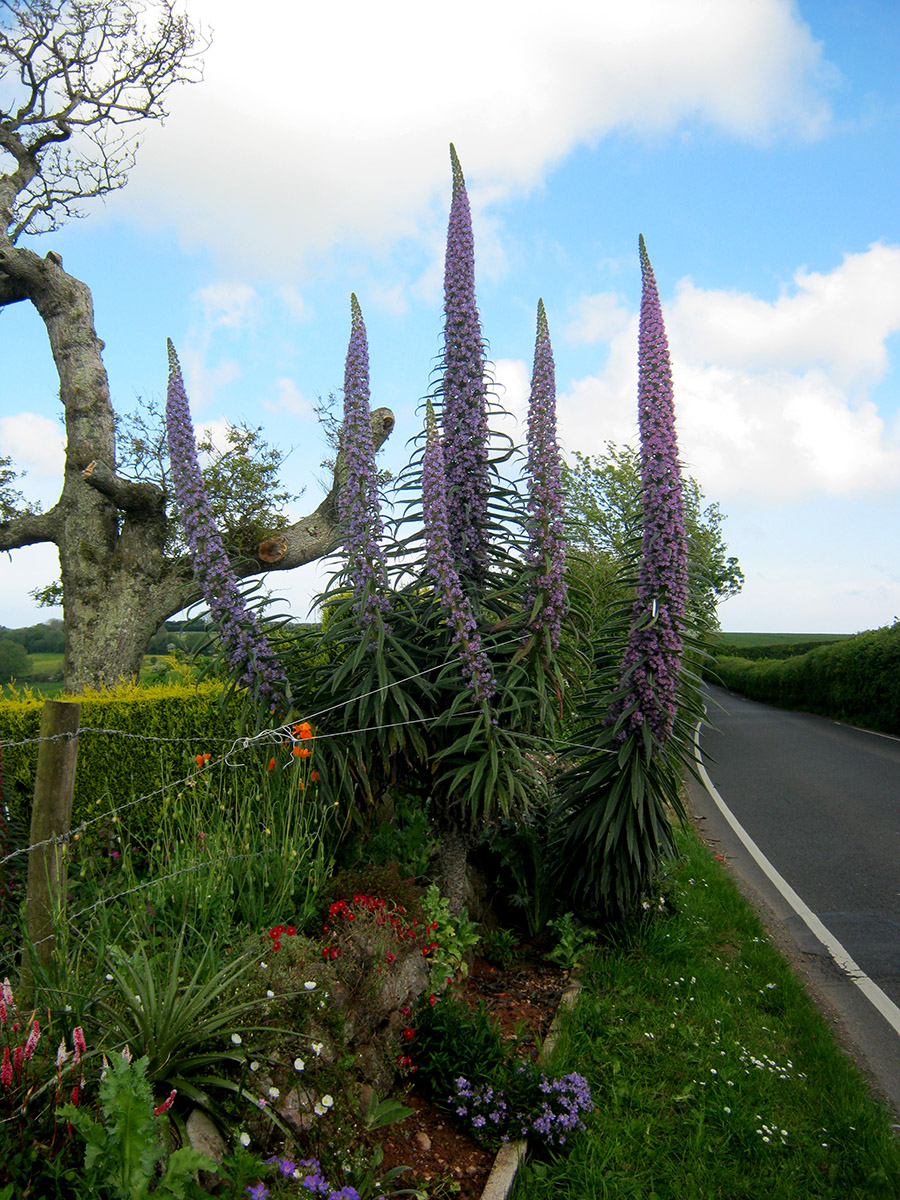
[
  {"x1": 166, "y1": 340, "x2": 286, "y2": 706},
  {"x1": 338, "y1": 294, "x2": 390, "y2": 631},
  {"x1": 608, "y1": 237, "x2": 688, "y2": 748},
  {"x1": 524, "y1": 299, "x2": 568, "y2": 651},
  {"x1": 422, "y1": 399, "x2": 496, "y2": 709},
  {"x1": 440, "y1": 144, "x2": 491, "y2": 584}
]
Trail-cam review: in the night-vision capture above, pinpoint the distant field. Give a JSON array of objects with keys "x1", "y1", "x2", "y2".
[{"x1": 716, "y1": 632, "x2": 851, "y2": 649}]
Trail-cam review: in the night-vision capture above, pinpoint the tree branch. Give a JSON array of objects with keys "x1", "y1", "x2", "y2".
[
  {"x1": 0, "y1": 502, "x2": 60, "y2": 550},
  {"x1": 82, "y1": 458, "x2": 165, "y2": 515},
  {"x1": 246, "y1": 407, "x2": 396, "y2": 574}
]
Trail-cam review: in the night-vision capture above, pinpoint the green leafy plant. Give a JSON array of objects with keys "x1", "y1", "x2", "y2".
[
  {"x1": 95, "y1": 926, "x2": 289, "y2": 1124},
  {"x1": 409, "y1": 992, "x2": 508, "y2": 1104},
  {"x1": 480, "y1": 926, "x2": 520, "y2": 970},
  {"x1": 361, "y1": 1088, "x2": 416, "y2": 1132},
  {"x1": 545, "y1": 912, "x2": 595, "y2": 973},
  {"x1": 59, "y1": 1049, "x2": 217, "y2": 1199},
  {"x1": 421, "y1": 884, "x2": 481, "y2": 991}
]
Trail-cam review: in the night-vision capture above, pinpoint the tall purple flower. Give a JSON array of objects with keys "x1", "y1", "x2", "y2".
[
  {"x1": 165, "y1": 340, "x2": 286, "y2": 706},
  {"x1": 524, "y1": 300, "x2": 568, "y2": 652},
  {"x1": 440, "y1": 144, "x2": 491, "y2": 585},
  {"x1": 338, "y1": 294, "x2": 390, "y2": 631},
  {"x1": 422, "y1": 399, "x2": 495, "y2": 710},
  {"x1": 608, "y1": 237, "x2": 688, "y2": 748}
]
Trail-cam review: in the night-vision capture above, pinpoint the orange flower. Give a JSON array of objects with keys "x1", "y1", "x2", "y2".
[
  {"x1": 310, "y1": 770, "x2": 321, "y2": 783},
  {"x1": 292, "y1": 746, "x2": 311, "y2": 758},
  {"x1": 292, "y1": 722, "x2": 313, "y2": 740},
  {"x1": 195, "y1": 752, "x2": 211, "y2": 768},
  {"x1": 267, "y1": 758, "x2": 276, "y2": 771}
]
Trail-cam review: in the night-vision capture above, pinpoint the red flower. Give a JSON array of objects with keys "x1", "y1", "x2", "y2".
[
  {"x1": 154, "y1": 1088, "x2": 177, "y2": 1116},
  {"x1": 402, "y1": 1027, "x2": 415, "y2": 1041},
  {"x1": 267, "y1": 758, "x2": 276, "y2": 771},
  {"x1": 286, "y1": 926, "x2": 296, "y2": 937},
  {"x1": 429, "y1": 994, "x2": 437, "y2": 1006},
  {"x1": 310, "y1": 770, "x2": 321, "y2": 782}
]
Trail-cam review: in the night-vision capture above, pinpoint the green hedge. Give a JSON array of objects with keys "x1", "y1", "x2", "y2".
[
  {"x1": 0, "y1": 680, "x2": 243, "y2": 834},
  {"x1": 711, "y1": 638, "x2": 845, "y2": 662},
  {"x1": 710, "y1": 624, "x2": 900, "y2": 734}
]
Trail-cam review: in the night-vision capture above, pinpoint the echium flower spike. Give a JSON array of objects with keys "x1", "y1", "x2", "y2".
[
  {"x1": 441, "y1": 144, "x2": 491, "y2": 585},
  {"x1": 165, "y1": 340, "x2": 286, "y2": 706},
  {"x1": 338, "y1": 294, "x2": 390, "y2": 631},
  {"x1": 524, "y1": 299, "x2": 568, "y2": 651},
  {"x1": 421, "y1": 399, "x2": 495, "y2": 710},
  {"x1": 608, "y1": 237, "x2": 688, "y2": 749}
]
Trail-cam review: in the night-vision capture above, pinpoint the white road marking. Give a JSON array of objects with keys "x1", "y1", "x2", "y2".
[{"x1": 694, "y1": 723, "x2": 900, "y2": 1039}]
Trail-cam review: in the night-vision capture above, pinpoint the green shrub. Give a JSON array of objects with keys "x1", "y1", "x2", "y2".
[
  {"x1": 712, "y1": 624, "x2": 900, "y2": 733},
  {"x1": 0, "y1": 681, "x2": 243, "y2": 835}
]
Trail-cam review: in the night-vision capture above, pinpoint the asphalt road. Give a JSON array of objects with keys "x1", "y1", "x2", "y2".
[{"x1": 689, "y1": 684, "x2": 900, "y2": 1118}]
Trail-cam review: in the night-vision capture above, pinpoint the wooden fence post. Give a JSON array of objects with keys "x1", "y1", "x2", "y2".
[{"x1": 20, "y1": 699, "x2": 80, "y2": 1000}]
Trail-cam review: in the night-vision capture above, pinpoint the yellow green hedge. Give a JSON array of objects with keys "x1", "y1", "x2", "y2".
[{"x1": 0, "y1": 681, "x2": 243, "y2": 834}]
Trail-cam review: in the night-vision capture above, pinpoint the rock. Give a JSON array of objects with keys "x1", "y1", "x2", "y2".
[
  {"x1": 185, "y1": 1109, "x2": 226, "y2": 1164},
  {"x1": 415, "y1": 1131, "x2": 432, "y2": 1152}
]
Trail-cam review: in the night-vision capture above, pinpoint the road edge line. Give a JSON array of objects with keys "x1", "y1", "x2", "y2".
[{"x1": 693, "y1": 723, "x2": 900, "y2": 1039}]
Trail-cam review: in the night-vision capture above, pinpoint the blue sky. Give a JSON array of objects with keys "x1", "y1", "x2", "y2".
[{"x1": 2, "y1": 0, "x2": 899, "y2": 633}]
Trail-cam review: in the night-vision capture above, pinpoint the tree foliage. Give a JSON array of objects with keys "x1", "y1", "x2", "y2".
[{"x1": 563, "y1": 443, "x2": 743, "y2": 630}]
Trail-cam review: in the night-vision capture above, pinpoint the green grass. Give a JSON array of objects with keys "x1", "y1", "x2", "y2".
[
  {"x1": 716, "y1": 632, "x2": 850, "y2": 649},
  {"x1": 514, "y1": 826, "x2": 900, "y2": 1199}
]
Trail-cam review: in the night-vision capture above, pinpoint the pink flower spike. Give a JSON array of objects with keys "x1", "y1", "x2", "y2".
[
  {"x1": 1, "y1": 1047, "x2": 11, "y2": 1090},
  {"x1": 72, "y1": 1026, "x2": 86, "y2": 1063},
  {"x1": 23, "y1": 1019, "x2": 40, "y2": 1061},
  {"x1": 1, "y1": 978, "x2": 13, "y2": 1008},
  {"x1": 154, "y1": 1088, "x2": 177, "y2": 1116}
]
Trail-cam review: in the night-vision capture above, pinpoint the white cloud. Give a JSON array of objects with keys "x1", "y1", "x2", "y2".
[
  {"x1": 194, "y1": 282, "x2": 259, "y2": 331},
  {"x1": 667, "y1": 243, "x2": 900, "y2": 388},
  {"x1": 559, "y1": 244, "x2": 900, "y2": 503},
  {"x1": 0, "y1": 413, "x2": 65, "y2": 484},
  {"x1": 117, "y1": 0, "x2": 831, "y2": 275},
  {"x1": 566, "y1": 292, "x2": 632, "y2": 344},
  {"x1": 263, "y1": 377, "x2": 314, "y2": 419}
]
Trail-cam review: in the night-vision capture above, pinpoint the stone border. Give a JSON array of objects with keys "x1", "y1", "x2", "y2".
[{"x1": 478, "y1": 976, "x2": 583, "y2": 1200}]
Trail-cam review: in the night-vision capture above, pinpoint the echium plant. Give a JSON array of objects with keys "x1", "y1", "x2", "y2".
[
  {"x1": 337, "y1": 294, "x2": 391, "y2": 632},
  {"x1": 524, "y1": 299, "x2": 568, "y2": 653},
  {"x1": 440, "y1": 143, "x2": 492, "y2": 586},
  {"x1": 422, "y1": 399, "x2": 495, "y2": 711},
  {"x1": 556, "y1": 237, "x2": 694, "y2": 920},
  {"x1": 606, "y1": 235, "x2": 688, "y2": 748},
  {"x1": 166, "y1": 340, "x2": 286, "y2": 708}
]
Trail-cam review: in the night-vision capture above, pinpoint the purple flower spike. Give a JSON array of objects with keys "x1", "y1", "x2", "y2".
[
  {"x1": 422, "y1": 399, "x2": 495, "y2": 710},
  {"x1": 441, "y1": 144, "x2": 491, "y2": 585},
  {"x1": 338, "y1": 294, "x2": 390, "y2": 631},
  {"x1": 165, "y1": 340, "x2": 286, "y2": 706},
  {"x1": 524, "y1": 300, "x2": 568, "y2": 651},
  {"x1": 608, "y1": 238, "x2": 688, "y2": 748}
]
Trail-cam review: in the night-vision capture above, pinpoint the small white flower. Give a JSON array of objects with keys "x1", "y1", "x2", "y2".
[
  {"x1": 268, "y1": 1086, "x2": 280, "y2": 1099},
  {"x1": 294, "y1": 1058, "x2": 305, "y2": 1072},
  {"x1": 266, "y1": 990, "x2": 275, "y2": 999},
  {"x1": 304, "y1": 981, "x2": 317, "y2": 991},
  {"x1": 239, "y1": 1131, "x2": 250, "y2": 1147},
  {"x1": 311, "y1": 1042, "x2": 323, "y2": 1056},
  {"x1": 231, "y1": 1033, "x2": 242, "y2": 1045},
  {"x1": 314, "y1": 1102, "x2": 325, "y2": 1116},
  {"x1": 250, "y1": 1061, "x2": 259, "y2": 1071},
  {"x1": 259, "y1": 961, "x2": 268, "y2": 969},
  {"x1": 321, "y1": 1093, "x2": 334, "y2": 1108},
  {"x1": 724, "y1": 1106, "x2": 731, "y2": 1114},
  {"x1": 105, "y1": 974, "x2": 113, "y2": 981}
]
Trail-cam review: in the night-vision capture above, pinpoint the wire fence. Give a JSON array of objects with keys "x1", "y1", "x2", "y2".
[{"x1": 0, "y1": 654, "x2": 603, "y2": 989}]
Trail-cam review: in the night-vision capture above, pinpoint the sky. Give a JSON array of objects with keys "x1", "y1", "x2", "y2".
[{"x1": 2, "y1": 0, "x2": 899, "y2": 634}]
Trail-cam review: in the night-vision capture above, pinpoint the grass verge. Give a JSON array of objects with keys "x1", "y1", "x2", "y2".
[{"x1": 514, "y1": 824, "x2": 900, "y2": 1199}]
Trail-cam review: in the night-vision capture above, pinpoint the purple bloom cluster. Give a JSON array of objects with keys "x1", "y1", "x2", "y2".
[
  {"x1": 440, "y1": 144, "x2": 491, "y2": 584},
  {"x1": 451, "y1": 1068, "x2": 591, "y2": 1150},
  {"x1": 524, "y1": 300, "x2": 568, "y2": 651},
  {"x1": 422, "y1": 399, "x2": 496, "y2": 709},
  {"x1": 608, "y1": 237, "x2": 688, "y2": 748},
  {"x1": 338, "y1": 294, "x2": 390, "y2": 632},
  {"x1": 290, "y1": 1158, "x2": 362, "y2": 1200},
  {"x1": 165, "y1": 341, "x2": 286, "y2": 706}
]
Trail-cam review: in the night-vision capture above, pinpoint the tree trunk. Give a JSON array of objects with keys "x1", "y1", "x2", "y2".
[
  {"x1": 0, "y1": 244, "x2": 395, "y2": 692},
  {"x1": 437, "y1": 826, "x2": 470, "y2": 916}
]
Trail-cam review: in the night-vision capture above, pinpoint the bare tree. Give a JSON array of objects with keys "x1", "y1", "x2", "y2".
[{"x1": 0, "y1": 1, "x2": 394, "y2": 691}]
